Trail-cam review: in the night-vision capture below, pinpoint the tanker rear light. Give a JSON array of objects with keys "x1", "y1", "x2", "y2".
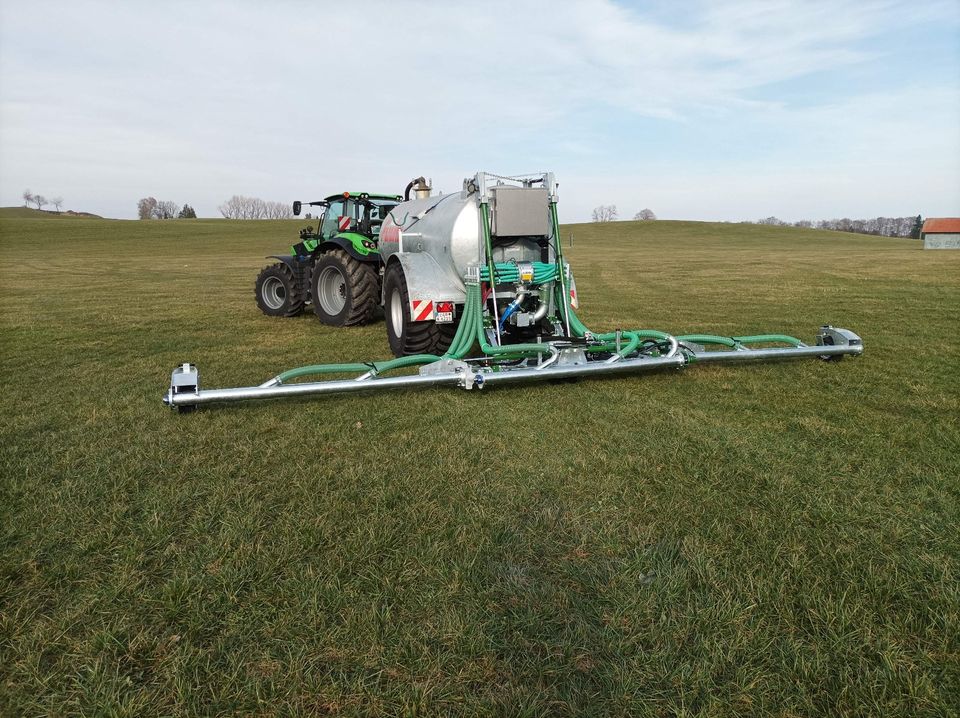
[{"x1": 436, "y1": 301, "x2": 455, "y2": 323}]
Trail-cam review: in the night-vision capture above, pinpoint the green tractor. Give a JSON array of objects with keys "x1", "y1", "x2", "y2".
[{"x1": 254, "y1": 190, "x2": 403, "y2": 326}]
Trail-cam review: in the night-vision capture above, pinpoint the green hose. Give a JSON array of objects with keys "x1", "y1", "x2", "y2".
[
  {"x1": 735, "y1": 334, "x2": 803, "y2": 347},
  {"x1": 372, "y1": 354, "x2": 441, "y2": 372},
  {"x1": 675, "y1": 333, "x2": 802, "y2": 348},
  {"x1": 675, "y1": 334, "x2": 738, "y2": 348},
  {"x1": 470, "y1": 281, "x2": 550, "y2": 357},
  {"x1": 275, "y1": 362, "x2": 374, "y2": 383},
  {"x1": 478, "y1": 262, "x2": 558, "y2": 285},
  {"x1": 443, "y1": 284, "x2": 478, "y2": 359}
]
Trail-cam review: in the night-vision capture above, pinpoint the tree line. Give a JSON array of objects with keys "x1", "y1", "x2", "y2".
[
  {"x1": 135, "y1": 195, "x2": 293, "y2": 220},
  {"x1": 218, "y1": 195, "x2": 292, "y2": 220},
  {"x1": 590, "y1": 202, "x2": 923, "y2": 238},
  {"x1": 23, "y1": 190, "x2": 64, "y2": 212},
  {"x1": 137, "y1": 197, "x2": 196, "y2": 219},
  {"x1": 750, "y1": 215, "x2": 923, "y2": 238}
]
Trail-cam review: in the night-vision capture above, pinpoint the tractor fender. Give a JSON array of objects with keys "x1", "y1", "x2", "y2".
[
  {"x1": 384, "y1": 252, "x2": 466, "y2": 307},
  {"x1": 320, "y1": 237, "x2": 378, "y2": 263},
  {"x1": 266, "y1": 254, "x2": 302, "y2": 268},
  {"x1": 264, "y1": 255, "x2": 311, "y2": 305}
]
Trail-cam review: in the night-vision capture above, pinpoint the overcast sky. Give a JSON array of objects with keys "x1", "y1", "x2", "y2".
[{"x1": 1, "y1": 0, "x2": 958, "y2": 222}]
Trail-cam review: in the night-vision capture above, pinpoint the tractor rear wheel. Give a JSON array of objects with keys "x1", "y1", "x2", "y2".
[
  {"x1": 383, "y1": 263, "x2": 457, "y2": 357},
  {"x1": 310, "y1": 249, "x2": 379, "y2": 327},
  {"x1": 255, "y1": 262, "x2": 305, "y2": 317}
]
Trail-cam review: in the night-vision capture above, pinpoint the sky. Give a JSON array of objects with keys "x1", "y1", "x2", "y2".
[{"x1": 1, "y1": 0, "x2": 958, "y2": 223}]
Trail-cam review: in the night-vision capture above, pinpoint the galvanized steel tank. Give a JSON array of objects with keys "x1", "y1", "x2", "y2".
[
  {"x1": 379, "y1": 192, "x2": 483, "y2": 290},
  {"x1": 379, "y1": 173, "x2": 555, "y2": 296}
]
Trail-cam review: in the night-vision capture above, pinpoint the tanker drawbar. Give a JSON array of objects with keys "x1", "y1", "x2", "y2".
[{"x1": 164, "y1": 172, "x2": 862, "y2": 411}]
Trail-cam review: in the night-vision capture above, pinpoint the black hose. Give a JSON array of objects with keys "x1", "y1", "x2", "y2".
[{"x1": 404, "y1": 176, "x2": 427, "y2": 202}]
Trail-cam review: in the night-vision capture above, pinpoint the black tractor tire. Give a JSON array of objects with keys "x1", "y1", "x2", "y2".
[
  {"x1": 383, "y1": 262, "x2": 458, "y2": 357},
  {"x1": 255, "y1": 262, "x2": 305, "y2": 317},
  {"x1": 310, "y1": 249, "x2": 379, "y2": 327}
]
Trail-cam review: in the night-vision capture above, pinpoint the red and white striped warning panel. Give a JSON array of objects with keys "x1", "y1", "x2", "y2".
[
  {"x1": 410, "y1": 299, "x2": 434, "y2": 322},
  {"x1": 337, "y1": 215, "x2": 351, "y2": 232}
]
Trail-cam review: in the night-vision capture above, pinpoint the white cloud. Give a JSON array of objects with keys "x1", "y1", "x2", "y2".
[{"x1": 0, "y1": 0, "x2": 957, "y2": 220}]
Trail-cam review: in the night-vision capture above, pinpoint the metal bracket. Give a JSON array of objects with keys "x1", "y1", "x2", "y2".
[
  {"x1": 816, "y1": 325, "x2": 863, "y2": 361},
  {"x1": 166, "y1": 363, "x2": 200, "y2": 411},
  {"x1": 419, "y1": 359, "x2": 470, "y2": 376},
  {"x1": 556, "y1": 347, "x2": 588, "y2": 366},
  {"x1": 462, "y1": 372, "x2": 485, "y2": 390}
]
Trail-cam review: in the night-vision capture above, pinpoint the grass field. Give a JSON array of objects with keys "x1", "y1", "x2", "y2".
[{"x1": 1, "y1": 214, "x2": 958, "y2": 716}]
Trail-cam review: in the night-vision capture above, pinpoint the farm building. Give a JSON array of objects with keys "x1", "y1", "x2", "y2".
[{"x1": 920, "y1": 217, "x2": 960, "y2": 249}]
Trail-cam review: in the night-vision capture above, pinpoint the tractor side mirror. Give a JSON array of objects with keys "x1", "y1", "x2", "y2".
[{"x1": 292, "y1": 201, "x2": 302, "y2": 216}]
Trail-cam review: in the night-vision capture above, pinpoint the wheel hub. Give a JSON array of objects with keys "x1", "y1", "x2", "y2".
[
  {"x1": 390, "y1": 288, "x2": 404, "y2": 337},
  {"x1": 317, "y1": 266, "x2": 347, "y2": 314},
  {"x1": 262, "y1": 276, "x2": 286, "y2": 309}
]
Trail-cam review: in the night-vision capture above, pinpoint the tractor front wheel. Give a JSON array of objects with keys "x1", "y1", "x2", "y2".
[
  {"x1": 383, "y1": 262, "x2": 457, "y2": 357},
  {"x1": 255, "y1": 262, "x2": 305, "y2": 317},
  {"x1": 310, "y1": 249, "x2": 379, "y2": 327}
]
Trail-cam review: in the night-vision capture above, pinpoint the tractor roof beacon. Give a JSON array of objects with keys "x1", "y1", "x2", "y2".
[{"x1": 168, "y1": 171, "x2": 862, "y2": 411}]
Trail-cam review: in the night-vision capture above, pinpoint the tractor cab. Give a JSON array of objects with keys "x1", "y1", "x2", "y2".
[{"x1": 292, "y1": 192, "x2": 402, "y2": 259}]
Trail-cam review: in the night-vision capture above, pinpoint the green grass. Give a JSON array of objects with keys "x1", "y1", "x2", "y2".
[{"x1": 1, "y1": 216, "x2": 958, "y2": 716}]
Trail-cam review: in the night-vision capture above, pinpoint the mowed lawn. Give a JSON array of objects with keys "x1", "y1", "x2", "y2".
[{"x1": 1, "y1": 213, "x2": 957, "y2": 716}]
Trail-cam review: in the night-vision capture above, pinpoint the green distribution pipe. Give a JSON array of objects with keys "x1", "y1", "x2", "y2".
[
  {"x1": 273, "y1": 284, "x2": 482, "y2": 385},
  {"x1": 675, "y1": 334, "x2": 738, "y2": 348},
  {"x1": 275, "y1": 362, "x2": 374, "y2": 383},
  {"x1": 444, "y1": 284, "x2": 478, "y2": 359},
  {"x1": 675, "y1": 334, "x2": 802, "y2": 348},
  {"x1": 371, "y1": 354, "x2": 441, "y2": 372},
  {"x1": 478, "y1": 262, "x2": 558, "y2": 284},
  {"x1": 735, "y1": 334, "x2": 802, "y2": 347},
  {"x1": 558, "y1": 287, "x2": 680, "y2": 359},
  {"x1": 469, "y1": 281, "x2": 551, "y2": 358}
]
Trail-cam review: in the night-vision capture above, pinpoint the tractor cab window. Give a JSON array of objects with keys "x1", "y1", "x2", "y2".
[
  {"x1": 321, "y1": 199, "x2": 353, "y2": 237},
  {"x1": 367, "y1": 200, "x2": 398, "y2": 237}
]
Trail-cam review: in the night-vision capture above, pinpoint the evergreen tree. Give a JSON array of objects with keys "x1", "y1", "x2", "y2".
[
  {"x1": 910, "y1": 214, "x2": 923, "y2": 239},
  {"x1": 178, "y1": 204, "x2": 197, "y2": 219}
]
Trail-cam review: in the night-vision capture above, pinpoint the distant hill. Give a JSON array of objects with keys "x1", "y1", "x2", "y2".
[{"x1": 0, "y1": 206, "x2": 104, "y2": 219}]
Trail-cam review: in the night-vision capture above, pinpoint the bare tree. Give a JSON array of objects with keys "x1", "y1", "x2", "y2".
[
  {"x1": 633, "y1": 209, "x2": 656, "y2": 221},
  {"x1": 51, "y1": 197, "x2": 64, "y2": 213},
  {"x1": 591, "y1": 204, "x2": 618, "y2": 222},
  {"x1": 265, "y1": 200, "x2": 293, "y2": 219},
  {"x1": 23, "y1": 189, "x2": 34, "y2": 207},
  {"x1": 137, "y1": 197, "x2": 158, "y2": 220},
  {"x1": 30, "y1": 194, "x2": 48, "y2": 210},
  {"x1": 219, "y1": 195, "x2": 248, "y2": 219},
  {"x1": 155, "y1": 200, "x2": 178, "y2": 219},
  {"x1": 219, "y1": 195, "x2": 292, "y2": 220}
]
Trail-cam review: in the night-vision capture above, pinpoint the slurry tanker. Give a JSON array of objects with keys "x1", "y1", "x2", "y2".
[{"x1": 165, "y1": 171, "x2": 862, "y2": 411}]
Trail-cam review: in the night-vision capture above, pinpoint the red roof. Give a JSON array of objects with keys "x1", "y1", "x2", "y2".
[{"x1": 922, "y1": 217, "x2": 960, "y2": 234}]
